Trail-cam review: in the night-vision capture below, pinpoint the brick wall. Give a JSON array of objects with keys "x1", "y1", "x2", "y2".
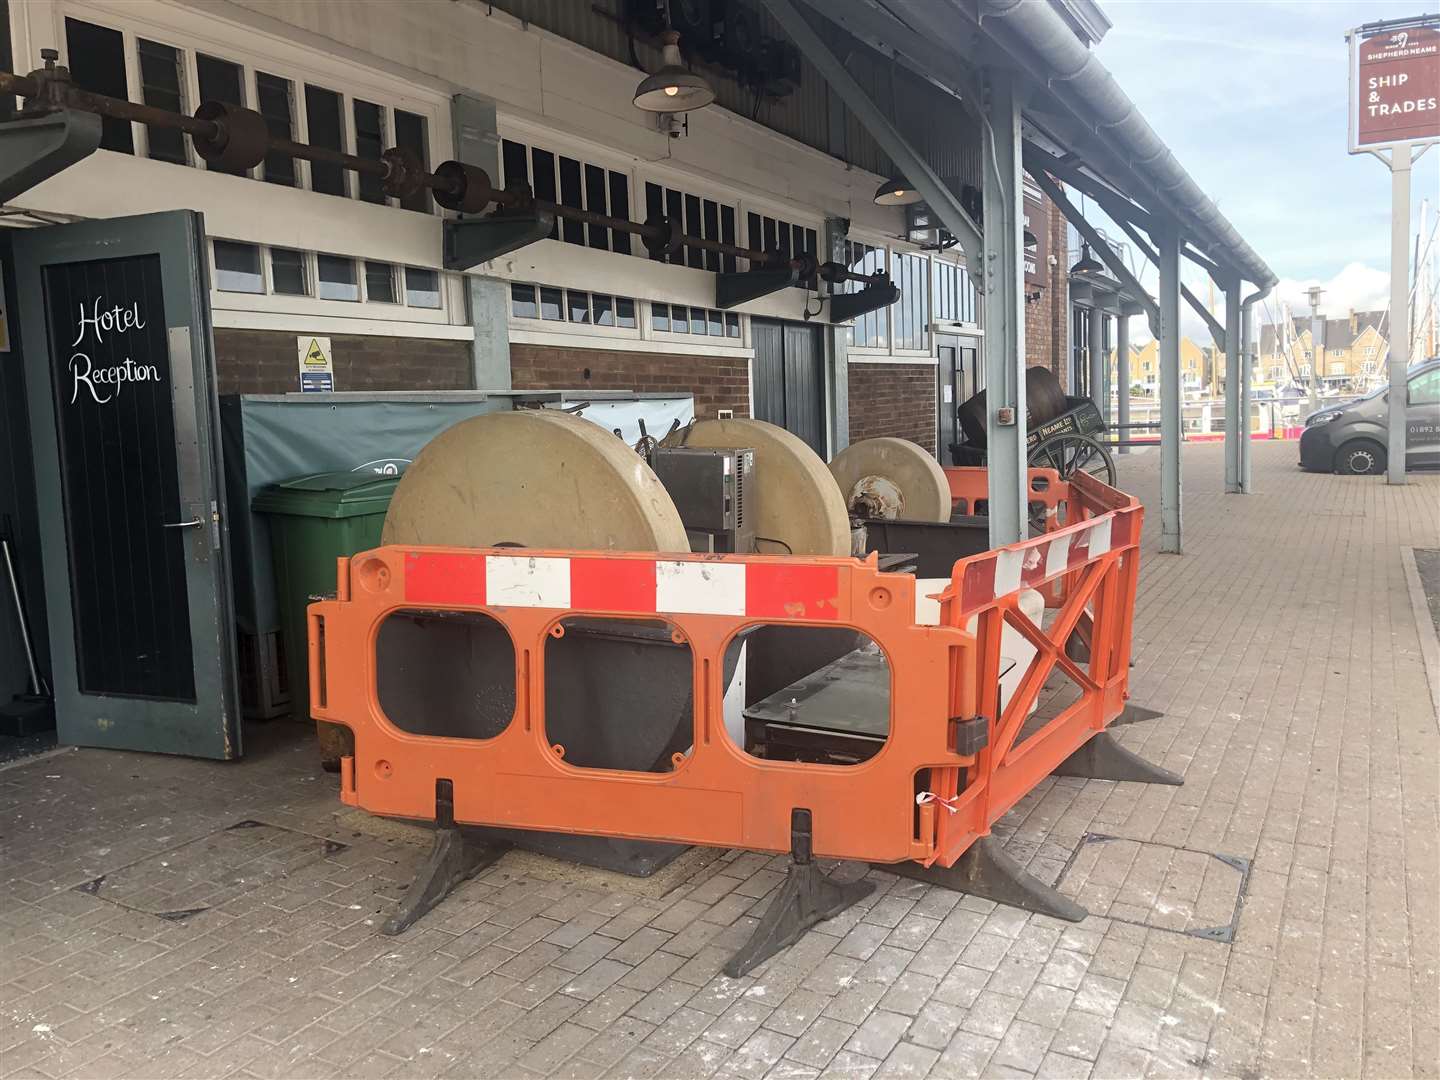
[
  {"x1": 1023, "y1": 198, "x2": 1071, "y2": 390},
  {"x1": 213, "y1": 329, "x2": 473, "y2": 395},
  {"x1": 848, "y1": 363, "x2": 936, "y2": 453},
  {"x1": 510, "y1": 344, "x2": 749, "y2": 420}
]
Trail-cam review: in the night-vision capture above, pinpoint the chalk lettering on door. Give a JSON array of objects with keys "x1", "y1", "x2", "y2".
[{"x1": 67, "y1": 297, "x2": 161, "y2": 404}]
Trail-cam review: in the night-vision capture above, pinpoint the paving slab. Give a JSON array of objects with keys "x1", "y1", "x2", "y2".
[{"x1": 0, "y1": 444, "x2": 1436, "y2": 1079}]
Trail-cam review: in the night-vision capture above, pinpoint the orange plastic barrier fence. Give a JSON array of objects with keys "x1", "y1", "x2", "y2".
[{"x1": 309, "y1": 469, "x2": 1142, "y2": 870}]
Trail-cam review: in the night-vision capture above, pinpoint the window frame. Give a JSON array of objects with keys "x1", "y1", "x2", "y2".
[{"x1": 54, "y1": 3, "x2": 445, "y2": 210}]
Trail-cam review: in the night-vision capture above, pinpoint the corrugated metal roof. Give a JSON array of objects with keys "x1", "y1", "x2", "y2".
[{"x1": 482, "y1": 0, "x2": 980, "y2": 187}]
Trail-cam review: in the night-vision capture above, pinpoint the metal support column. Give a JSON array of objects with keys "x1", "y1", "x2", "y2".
[
  {"x1": 825, "y1": 216, "x2": 851, "y2": 455},
  {"x1": 452, "y1": 93, "x2": 511, "y2": 391},
  {"x1": 1157, "y1": 223, "x2": 1183, "y2": 554},
  {"x1": 1087, "y1": 305, "x2": 1106, "y2": 421},
  {"x1": 980, "y1": 67, "x2": 1028, "y2": 547},
  {"x1": 1387, "y1": 147, "x2": 1412, "y2": 485},
  {"x1": 1223, "y1": 279, "x2": 1243, "y2": 493},
  {"x1": 1239, "y1": 286, "x2": 1272, "y2": 493},
  {"x1": 1115, "y1": 311, "x2": 1131, "y2": 455}
]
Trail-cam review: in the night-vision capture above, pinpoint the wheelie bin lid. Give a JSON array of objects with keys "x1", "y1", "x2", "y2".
[{"x1": 252, "y1": 470, "x2": 402, "y2": 519}]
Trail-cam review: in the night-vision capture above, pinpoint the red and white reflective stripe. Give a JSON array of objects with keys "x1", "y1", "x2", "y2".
[
  {"x1": 402, "y1": 551, "x2": 843, "y2": 620},
  {"x1": 958, "y1": 510, "x2": 1133, "y2": 611}
]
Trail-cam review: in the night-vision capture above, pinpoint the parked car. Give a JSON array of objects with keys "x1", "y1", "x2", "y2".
[{"x1": 1298, "y1": 360, "x2": 1440, "y2": 474}]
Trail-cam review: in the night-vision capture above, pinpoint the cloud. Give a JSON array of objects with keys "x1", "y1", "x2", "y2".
[
  {"x1": 1271, "y1": 262, "x2": 1390, "y2": 321},
  {"x1": 1123, "y1": 262, "x2": 1390, "y2": 347}
]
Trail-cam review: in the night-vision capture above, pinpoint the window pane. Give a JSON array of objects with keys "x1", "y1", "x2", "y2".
[
  {"x1": 502, "y1": 139, "x2": 529, "y2": 188},
  {"x1": 567, "y1": 290, "x2": 591, "y2": 324},
  {"x1": 665, "y1": 190, "x2": 683, "y2": 264},
  {"x1": 707, "y1": 310, "x2": 723, "y2": 336},
  {"x1": 532, "y1": 148, "x2": 559, "y2": 241},
  {"x1": 317, "y1": 254, "x2": 359, "y2": 301},
  {"x1": 65, "y1": 19, "x2": 132, "y2": 153},
  {"x1": 702, "y1": 201, "x2": 720, "y2": 272},
  {"x1": 615, "y1": 298, "x2": 637, "y2": 329},
  {"x1": 559, "y1": 156, "x2": 584, "y2": 245},
  {"x1": 394, "y1": 110, "x2": 430, "y2": 213},
  {"x1": 405, "y1": 267, "x2": 442, "y2": 309},
  {"x1": 652, "y1": 303, "x2": 670, "y2": 332},
  {"x1": 214, "y1": 241, "x2": 263, "y2": 293},
  {"x1": 137, "y1": 40, "x2": 186, "y2": 164},
  {"x1": 585, "y1": 164, "x2": 609, "y2": 250},
  {"x1": 197, "y1": 54, "x2": 245, "y2": 175},
  {"x1": 684, "y1": 194, "x2": 703, "y2": 269},
  {"x1": 609, "y1": 173, "x2": 631, "y2": 254},
  {"x1": 511, "y1": 283, "x2": 538, "y2": 319},
  {"x1": 353, "y1": 99, "x2": 386, "y2": 203},
  {"x1": 270, "y1": 248, "x2": 308, "y2": 295},
  {"x1": 594, "y1": 295, "x2": 614, "y2": 327},
  {"x1": 304, "y1": 86, "x2": 346, "y2": 195},
  {"x1": 255, "y1": 72, "x2": 296, "y2": 186},
  {"x1": 365, "y1": 261, "x2": 397, "y2": 303},
  {"x1": 725, "y1": 313, "x2": 740, "y2": 339},
  {"x1": 690, "y1": 308, "x2": 706, "y2": 335},
  {"x1": 539, "y1": 286, "x2": 563, "y2": 321},
  {"x1": 671, "y1": 305, "x2": 689, "y2": 333}
]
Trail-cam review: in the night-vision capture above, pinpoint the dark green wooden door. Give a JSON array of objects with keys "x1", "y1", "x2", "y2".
[{"x1": 15, "y1": 211, "x2": 239, "y2": 758}]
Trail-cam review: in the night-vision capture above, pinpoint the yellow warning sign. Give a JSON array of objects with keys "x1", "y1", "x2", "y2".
[
  {"x1": 302, "y1": 338, "x2": 329, "y2": 368},
  {"x1": 296, "y1": 335, "x2": 335, "y2": 392}
]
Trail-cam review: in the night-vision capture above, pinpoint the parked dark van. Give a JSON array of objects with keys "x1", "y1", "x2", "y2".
[{"x1": 1298, "y1": 360, "x2": 1440, "y2": 474}]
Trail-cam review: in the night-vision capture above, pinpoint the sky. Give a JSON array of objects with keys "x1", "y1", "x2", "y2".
[{"x1": 1085, "y1": 1, "x2": 1439, "y2": 342}]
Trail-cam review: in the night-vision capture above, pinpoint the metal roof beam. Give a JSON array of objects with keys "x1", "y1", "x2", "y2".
[
  {"x1": 1022, "y1": 143, "x2": 1154, "y2": 231},
  {"x1": 763, "y1": 0, "x2": 984, "y2": 274},
  {"x1": 792, "y1": 0, "x2": 980, "y2": 109},
  {"x1": 1114, "y1": 216, "x2": 1226, "y2": 350},
  {"x1": 1030, "y1": 167, "x2": 1158, "y2": 333}
]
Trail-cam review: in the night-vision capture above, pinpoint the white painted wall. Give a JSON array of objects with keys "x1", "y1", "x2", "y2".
[{"x1": 7, "y1": 0, "x2": 916, "y2": 334}]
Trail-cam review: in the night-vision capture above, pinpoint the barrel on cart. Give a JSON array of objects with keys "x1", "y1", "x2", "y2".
[{"x1": 952, "y1": 366, "x2": 1115, "y2": 486}]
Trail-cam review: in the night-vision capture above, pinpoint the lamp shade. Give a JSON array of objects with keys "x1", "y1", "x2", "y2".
[
  {"x1": 873, "y1": 176, "x2": 924, "y2": 206},
  {"x1": 1070, "y1": 241, "x2": 1104, "y2": 274},
  {"x1": 634, "y1": 31, "x2": 715, "y2": 113}
]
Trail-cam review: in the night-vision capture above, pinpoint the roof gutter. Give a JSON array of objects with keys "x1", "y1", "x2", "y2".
[{"x1": 978, "y1": 0, "x2": 1277, "y2": 289}]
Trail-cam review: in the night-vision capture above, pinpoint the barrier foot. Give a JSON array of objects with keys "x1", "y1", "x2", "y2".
[
  {"x1": 1109, "y1": 702, "x2": 1164, "y2": 728},
  {"x1": 383, "y1": 780, "x2": 508, "y2": 936},
  {"x1": 1052, "y1": 732, "x2": 1184, "y2": 785},
  {"x1": 725, "y1": 809, "x2": 874, "y2": 978},
  {"x1": 876, "y1": 837, "x2": 1087, "y2": 923}
]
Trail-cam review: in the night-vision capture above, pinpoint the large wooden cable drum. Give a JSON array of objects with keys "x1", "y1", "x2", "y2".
[
  {"x1": 670, "y1": 417, "x2": 851, "y2": 556},
  {"x1": 382, "y1": 409, "x2": 689, "y2": 552},
  {"x1": 829, "y1": 437, "x2": 950, "y2": 523}
]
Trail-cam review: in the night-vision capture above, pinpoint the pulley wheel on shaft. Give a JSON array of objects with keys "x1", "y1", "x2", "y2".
[
  {"x1": 829, "y1": 437, "x2": 950, "y2": 522},
  {"x1": 383, "y1": 409, "x2": 689, "y2": 552}
]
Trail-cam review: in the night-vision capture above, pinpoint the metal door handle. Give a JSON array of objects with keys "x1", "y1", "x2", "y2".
[{"x1": 162, "y1": 518, "x2": 203, "y2": 529}]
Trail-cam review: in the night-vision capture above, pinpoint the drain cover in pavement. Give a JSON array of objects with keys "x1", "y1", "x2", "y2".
[
  {"x1": 74, "y1": 820, "x2": 346, "y2": 921},
  {"x1": 1056, "y1": 833, "x2": 1249, "y2": 942}
]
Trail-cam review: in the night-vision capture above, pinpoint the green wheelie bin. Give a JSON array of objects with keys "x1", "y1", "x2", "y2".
[{"x1": 253, "y1": 471, "x2": 400, "y2": 765}]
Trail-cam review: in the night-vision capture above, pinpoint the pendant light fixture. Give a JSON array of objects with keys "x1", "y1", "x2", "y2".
[
  {"x1": 873, "y1": 176, "x2": 924, "y2": 206},
  {"x1": 1070, "y1": 241, "x2": 1104, "y2": 275},
  {"x1": 633, "y1": 3, "x2": 716, "y2": 114}
]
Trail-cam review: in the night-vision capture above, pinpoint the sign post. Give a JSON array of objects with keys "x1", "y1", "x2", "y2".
[{"x1": 1348, "y1": 16, "x2": 1440, "y2": 485}]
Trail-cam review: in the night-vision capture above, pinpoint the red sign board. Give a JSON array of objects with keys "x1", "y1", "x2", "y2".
[{"x1": 1350, "y1": 24, "x2": 1440, "y2": 150}]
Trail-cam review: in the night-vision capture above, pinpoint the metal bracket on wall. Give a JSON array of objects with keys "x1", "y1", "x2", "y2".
[
  {"x1": 443, "y1": 210, "x2": 556, "y2": 272},
  {"x1": 0, "y1": 109, "x2": 102, "y2": 205},
  {"x1": 715, "y1": 266, "x2": 801, "y2": 309},
  {"x1": 828, "y1": 280, "x2": 899, "y2": 323}
]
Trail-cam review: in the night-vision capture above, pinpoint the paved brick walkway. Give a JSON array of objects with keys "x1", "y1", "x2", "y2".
[{"x1": 2, "y1": 443, "x2": 1436, "y2": 1080}]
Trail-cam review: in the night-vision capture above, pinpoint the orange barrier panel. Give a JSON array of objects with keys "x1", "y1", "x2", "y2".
[{"x1": 309, "y1": 469, "x2": 1143, "y2": 874}]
